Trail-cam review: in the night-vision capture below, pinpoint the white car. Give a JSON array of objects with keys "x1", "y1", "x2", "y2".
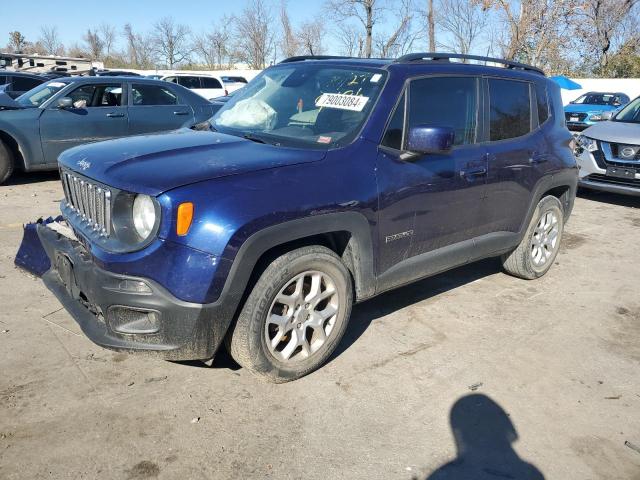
[{"x1": 161, "y1": 74, "x2": 227, "y2": 99}]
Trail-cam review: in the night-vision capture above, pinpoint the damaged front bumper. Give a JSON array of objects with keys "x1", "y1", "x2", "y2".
[{"x1": 29, "y1": 221, "x2": 227, "y2": 360}]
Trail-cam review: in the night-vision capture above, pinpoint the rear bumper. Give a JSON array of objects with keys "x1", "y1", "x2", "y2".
[{"x1": 37, "y1": 224, "x2": 232, "y2": 360}]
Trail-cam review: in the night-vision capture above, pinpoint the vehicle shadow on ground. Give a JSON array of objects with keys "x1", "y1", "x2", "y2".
[
  {"x1": 424, "y1": 393, "x2": 545, "y2": 480},
  {"x1": 330, "y1": 257, "x2": 502, "y2": 362},
  {"x1": 577, "y1": 188, "x2": 640, "y2": 208},
  {"x1": 2, "y1": 170, "x2": 60, "y2": 186}
]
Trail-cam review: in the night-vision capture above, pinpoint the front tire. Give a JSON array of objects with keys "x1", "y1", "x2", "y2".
[
  {"x1": 502, "y1": 196, "x2": 564, "y2": 279},
  {"x1": 0, "y1": 141, "x2": 14, "y2": 184},
  {"x1": 227, "y1": 246, "x2": 353, "y2": 383}
]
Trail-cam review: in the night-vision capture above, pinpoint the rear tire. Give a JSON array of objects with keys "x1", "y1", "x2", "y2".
[
  {"x1": 502, "y1": 196, "x2": 564, "y2": 280},
  {"x1": 0, "y1": 141, "x2": 14, "y2": 185},
  {"x1": 227, "y1": 246, "x2": 353, "y2": 383}
]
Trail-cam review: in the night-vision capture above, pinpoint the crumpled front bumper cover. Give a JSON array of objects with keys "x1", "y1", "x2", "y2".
[{"x1": 35, "y1": 223, "x2": 231, "y2": 361}]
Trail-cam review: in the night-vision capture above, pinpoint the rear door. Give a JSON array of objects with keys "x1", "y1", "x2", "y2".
[
  {"x1": 39, "y1": 82, "x2": 127, "y2": 163},
  {"x1": 127, "y1": 83, "x2": 194, "y2": 134},
  {"x1": 480, "y1": 77, "x2": 548, "y2": 237},
  {"x1": 376, "y1": 75, "x2": 487, "y2": 274}
]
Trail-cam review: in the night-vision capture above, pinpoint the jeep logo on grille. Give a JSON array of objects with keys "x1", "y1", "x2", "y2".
[
  {"x1": 620, "y1": 146, "x2": 637, "y2": 159},
  {"x1": 77, "y1": 159, "x2": 91, "y2": 171}
]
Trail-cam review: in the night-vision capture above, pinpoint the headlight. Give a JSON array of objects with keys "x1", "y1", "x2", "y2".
[
  {"x1": 576, "y1": 135, "x2": 598, "y2": 153},
  {"x1": 132, "y1": 194, "x2": 156, "y2": 240}
]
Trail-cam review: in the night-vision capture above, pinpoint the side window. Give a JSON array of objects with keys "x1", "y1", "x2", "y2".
[
  {"x1": 0, "y1": 76, "x2": 6, "y2": 85},
  {"x1": 535, "y1": 82, "x2": 549, "y2": 125},
  {"x1": 201, "y1": 77, "x2": 222, "y2": 89},
  {"x1": 488, "y1": 78, "x2": 532, "y2": 141},
  {"x1": 131, "y1": 84, "x2": 178, "y2": 106},
  {"x1": 12, "y1": 76, "x2": 42, "y2": 92},
  {"x1": 178, "y1": 76, "x2": 201, "y2": 89},
  {"x1": 382, "y1": 92, "x2": 406, "y2": 150},
  {"x1": 408, "y1": 76, "x2": 478, "y2": 146},
  {"x1": 67, "y1": 84, "x2": 121, "y2": 107}
]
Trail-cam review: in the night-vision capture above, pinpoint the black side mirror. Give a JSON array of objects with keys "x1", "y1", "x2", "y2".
[
  {"x1": 56, "y1": 97, "x2": 73, "y2": 109},
  {"x1": 406, "y1": 125, "x2": 455, "y2": 155}
]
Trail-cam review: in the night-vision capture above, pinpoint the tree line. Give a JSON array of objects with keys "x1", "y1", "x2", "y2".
[{"x1": 5, "y1": 0, "x2": 640, "y2": 76}]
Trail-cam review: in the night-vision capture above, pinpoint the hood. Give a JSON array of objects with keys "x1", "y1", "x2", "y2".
[
  {"x1": 564, "y1": 103, "x2": 617, "y2": 113},
  {"x1": 582, "y1": 120, "x2": 640, "y2": 144},
  {"x1": 58, "y1": 129, "x2": 327, "y2": 196}
]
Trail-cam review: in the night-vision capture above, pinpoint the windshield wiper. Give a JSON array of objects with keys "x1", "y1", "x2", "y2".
[{"x1": 243, "y1": 133, "x2": 274, "y2": 145}]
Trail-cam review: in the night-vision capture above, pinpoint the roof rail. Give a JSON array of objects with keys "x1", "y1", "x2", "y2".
[
  {"x1": 395, "y1": 52, "x2": 544, "y2": 75},
  {"x1": 279, "y1": 55, "x2": 355, "y2": 64}
]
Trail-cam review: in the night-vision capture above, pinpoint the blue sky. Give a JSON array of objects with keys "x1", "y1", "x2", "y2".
[
  {"x1": 1, "y1": 0, "x2": 339, "y2": 51},
  {"x1": 1, "y1": 0, "x2": 438, "y2": 57}
]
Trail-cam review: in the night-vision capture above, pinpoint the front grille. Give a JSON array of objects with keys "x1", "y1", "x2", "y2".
[
  {"x1": 586, "y1": 174, "x2": 640, "y2": 188},
  {"x1": 60, "y1": 170, "x2": 112, "y2": 236},
  {"x1": 610, "y1": 143, "x2": 640, "y2": 161},
  {"x1": 566, "y1": 112, "x2": 587, "y2": 122}
]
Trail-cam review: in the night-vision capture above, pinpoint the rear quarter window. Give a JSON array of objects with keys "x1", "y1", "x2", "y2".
[
  {"x1": 488, "y1": 78, "x2": 532, "y2": 141},
  {"x1": 535, "y1": 82, "x2": 549, "y2": 125},
  {"x1": 201, "y1": 77, "x2": 222, "y2": 89}
]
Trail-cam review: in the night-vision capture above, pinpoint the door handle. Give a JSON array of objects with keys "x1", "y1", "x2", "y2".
[
  {"x1": 106, "y1": 112, "x2": 125, "y2": 118},
  {"x1": 460, "y1": 167, "x2": 487, "y2": 178},
  {"x1": 173, "y1": 111, "x2": 189, "y2": 116}
]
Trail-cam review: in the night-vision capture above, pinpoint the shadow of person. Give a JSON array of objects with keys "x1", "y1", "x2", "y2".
[{"x1": 426, "y1": 394, "x2": 545, "y2": 480}]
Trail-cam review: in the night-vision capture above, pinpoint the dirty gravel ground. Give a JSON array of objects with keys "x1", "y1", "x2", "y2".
[{"x1": 1, "y1": 172, "x2": 639, "y2": 480}]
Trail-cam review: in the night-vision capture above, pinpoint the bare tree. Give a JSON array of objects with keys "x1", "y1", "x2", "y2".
[
  {"x1": 124, "y1": 23, "x2": 156, "y2": 68},
  {"x1": 233, "y1": 0, "x2": 276, "y2": 69},
  {"x1": 437, "y1": 0, "x2": 487, "y2": 56},
  {"x1": 333, "y1": 20, "x2": 364, "y2": 56},
  {"x1": 193, "y1": 17, "x2": 232, "y2": 68},
  {"x1": 298, "y1": 19, "x2": 326, "y2": 55},
  {"x1": 574, "y1": 0, "x2": 640, "y2": 72},
  {"x1": 280, "y1": 1, "x2": 300, "y2": 58},
  {"x1": 99, "y1": 23, "x2": 117, "y2": 58},
  {"x1": 39, "y1": 26, "x2": 64, "y2": 55},
  {"x1": 427, "y1": 0, "x2": 436, "y2": 50},
  {"x1": 84, "y1": 29, "x2": 104, "y2": 60},
  {"x1": 7, "y1": 31, "x2": 27, "y2": 53},
  {"x1": 152, "y1": 17, "x2": 192, "y2": 68},
  {"x1": 325, "y1": 0, "x2": 382, "y2": 57},
  {"x1": 376, "y1": 0, "x2": 422, "y2": 57}
]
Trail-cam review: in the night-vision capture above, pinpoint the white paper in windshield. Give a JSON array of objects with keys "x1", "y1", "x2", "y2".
[
  {"x1": 48, "y1": 82, "x2": 66, "y2": 88},
  {"x1": 316, "y1": 93, "x2": 369, "y2": 112}
]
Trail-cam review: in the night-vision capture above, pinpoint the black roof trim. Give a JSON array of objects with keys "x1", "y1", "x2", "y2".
[
  {"x1": 279, "y1": 55, "x2": 359, "y2": 63},
  {"x1": 395, "y1": 52, "x2": 544, "y2": 75}
]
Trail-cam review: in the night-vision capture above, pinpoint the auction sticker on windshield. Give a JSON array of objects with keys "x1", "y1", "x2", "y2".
[{"x1": 316, "y1": 93, "x2": 369, "y2": 112}]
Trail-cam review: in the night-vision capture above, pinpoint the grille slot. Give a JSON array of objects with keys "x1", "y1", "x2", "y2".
[{"x1": 61, "y1": 170, "x2": 112, "y2": 236}]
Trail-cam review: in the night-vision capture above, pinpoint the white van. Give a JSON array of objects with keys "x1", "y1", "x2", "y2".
[{"x1": 161, "y1": 73, "x2": 227, "y2": 99}]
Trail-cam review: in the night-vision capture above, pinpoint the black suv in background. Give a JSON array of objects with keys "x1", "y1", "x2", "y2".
[{"x1": 0, "y1": 71, "x2": 45, "y2": 98}]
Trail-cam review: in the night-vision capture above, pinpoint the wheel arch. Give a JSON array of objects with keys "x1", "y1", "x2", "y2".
[
  {"x1": 0, "y1": 130, "x2": 24, "y2": 171},
  {"x1": 218, "y1": 212, "x2": 377, "y2": 323}
]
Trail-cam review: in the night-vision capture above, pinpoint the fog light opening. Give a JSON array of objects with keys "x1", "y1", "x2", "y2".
[{"x1": 108, "y1": 306, "x2": 160, "y2": 335}]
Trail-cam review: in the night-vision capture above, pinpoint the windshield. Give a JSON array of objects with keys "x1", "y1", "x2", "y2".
[
  {"x1": 16, "y1": 80, "x2": 68, "y2": 107},
  {"x1": 211, "y1": 64, "x2": 387, "y2": 148},
  {"x1": 571, "y1": 93, "x2": 619, "y2": 106},
  {"x1": 613, "y1": 97, "x2": 640, "y2": 123}
]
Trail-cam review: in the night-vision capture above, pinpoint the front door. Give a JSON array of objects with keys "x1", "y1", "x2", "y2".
[
  {"x1": 376, "y1": 76, "x2": 487, "y2": 277},
  {"x1": 39, "y1": 82, "x2": 127, "y2": 164}
]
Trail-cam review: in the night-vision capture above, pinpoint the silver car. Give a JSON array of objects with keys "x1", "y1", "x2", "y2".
[{"x1": 575, "y1": 95, "x2": 640, "y2": 196}]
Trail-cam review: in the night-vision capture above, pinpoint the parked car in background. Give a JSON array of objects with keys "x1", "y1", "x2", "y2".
[
  {"x1": 575, "y1": 95, "x2": 640, "y2": 196},
  {"x1": 94, "y1": 69, "x2": 141, "y2": 77},
  {"x1": 30, "y1": 53, "x2": 577, "y2": 382},
  {"x1": 221, "y1": 75, "x2": 248, "y2": 93},
  {"x1": 0, "y1": 71, "x2": 46, "y2": 98},
  {"x1": 0, "y1": 76, "x2": 219, "y2": 183},
  {"x1": 564, "y1": 91, "x2": 630, "y2": 130},
  {"x1": 161, "y1": 73, "x2": 227, "y2": 99}
]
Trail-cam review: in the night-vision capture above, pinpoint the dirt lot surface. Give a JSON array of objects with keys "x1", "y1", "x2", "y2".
[{"x1": 1, "y1": 171, "x2": 639, "y2": 480}]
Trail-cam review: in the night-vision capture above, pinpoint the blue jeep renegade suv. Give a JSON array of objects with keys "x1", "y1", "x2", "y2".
[{"x1": 33, "y1": 53, "x2": 577, "y2": 382}]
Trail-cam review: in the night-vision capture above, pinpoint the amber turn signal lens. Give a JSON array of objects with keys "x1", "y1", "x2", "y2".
[{"x1": 176, "y1": 202, "x2": 194, "y2": 236}]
